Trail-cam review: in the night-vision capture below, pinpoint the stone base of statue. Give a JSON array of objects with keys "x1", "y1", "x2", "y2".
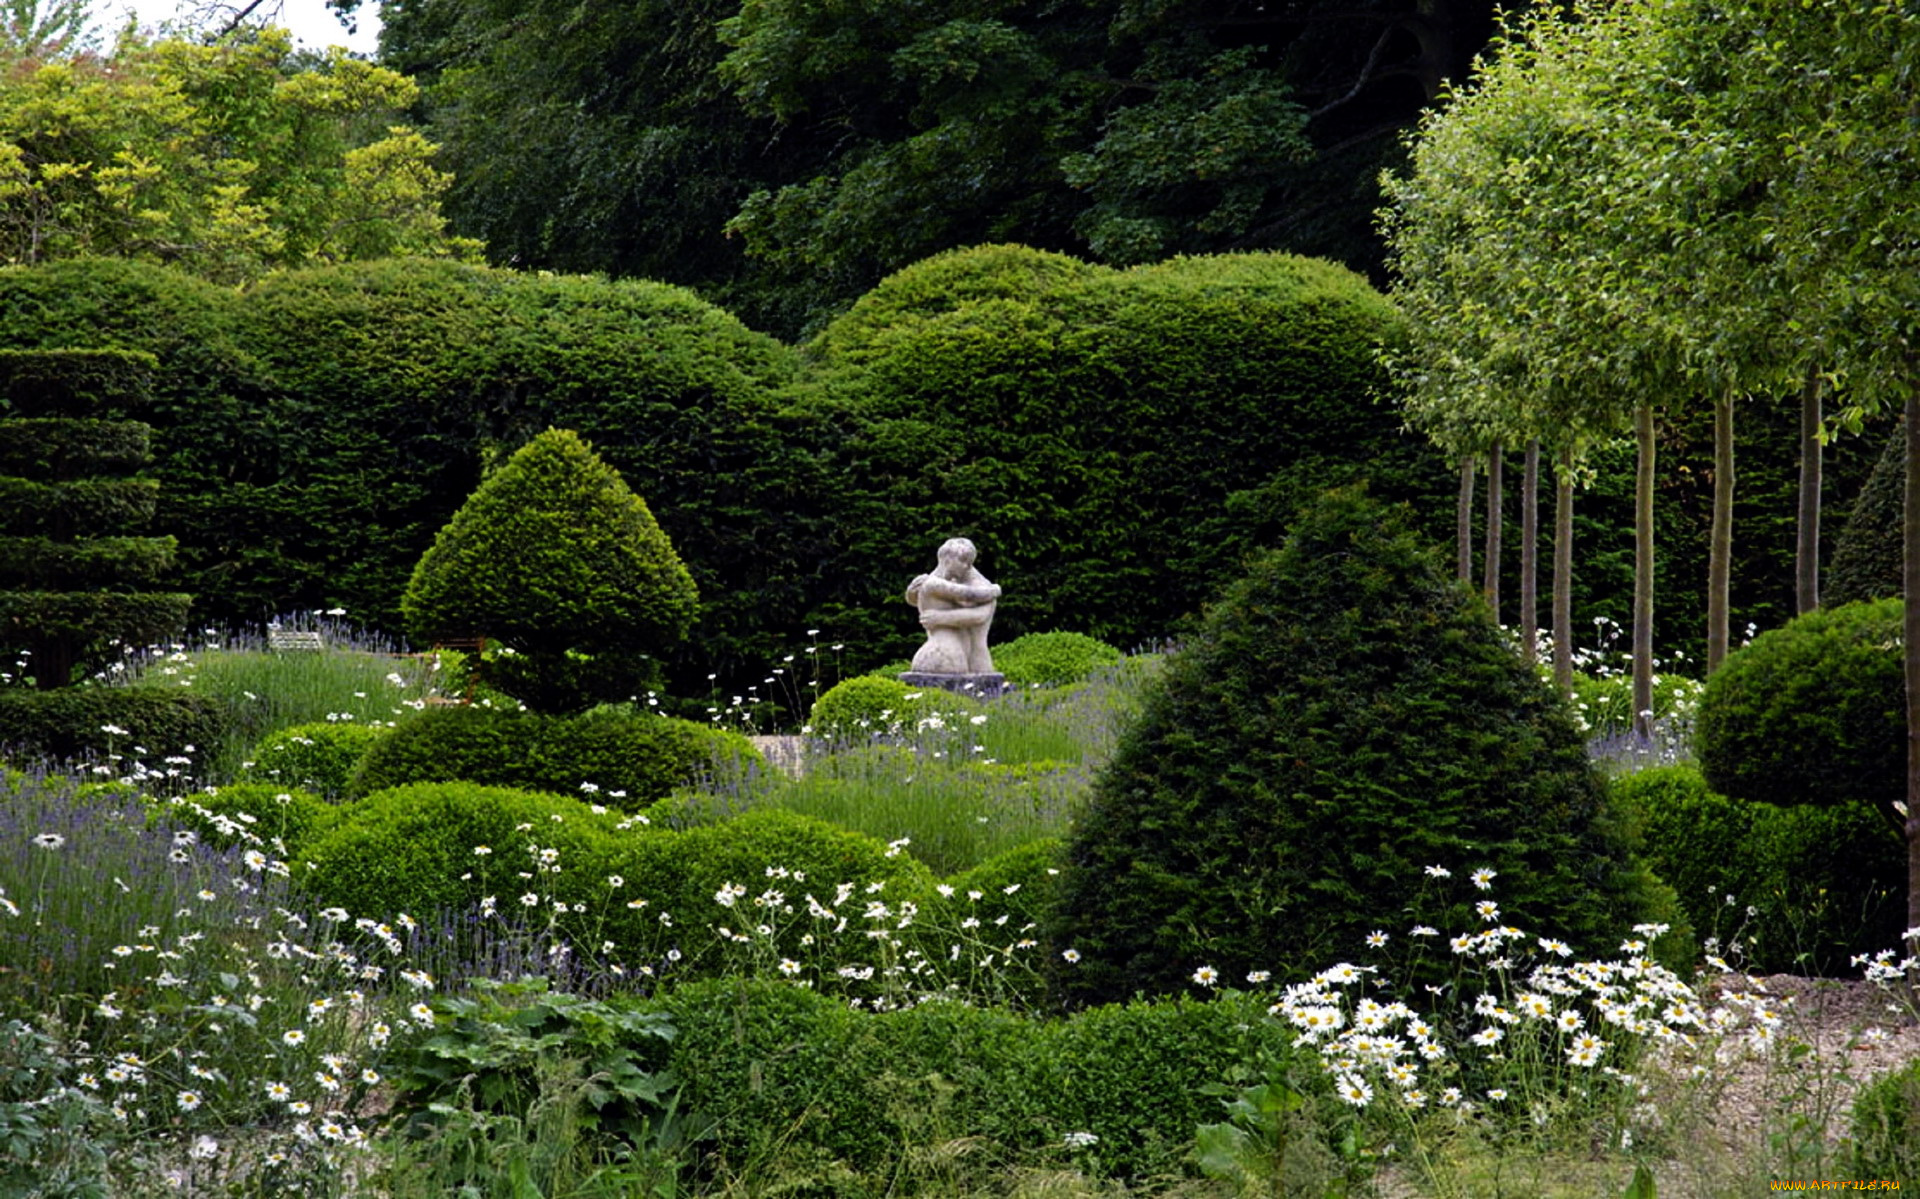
[{"x1": 899, "y1": 671, "x2": 1010, "y2": 699}]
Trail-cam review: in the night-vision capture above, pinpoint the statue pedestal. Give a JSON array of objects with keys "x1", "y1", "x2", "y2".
[{"x1": 899, "y1": 671, "x2": 1009, "y2": 699}]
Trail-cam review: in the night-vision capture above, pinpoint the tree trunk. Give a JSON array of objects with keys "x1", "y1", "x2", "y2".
[
  {"x1": 1553, "y1": 444, "x2": 1575, "y2": 696},
  {"x1": 1634, "y1": 404, "x2": 1656, "y2": 742},
  {"x1": 1905, "y1": 390, "x2": 1920, "y2": 937},
  {"x1": 1707, "y1": 388, "x2": 1735, "y2": 673},
  {"x1": 1483, "y1": 441, "x2": 1503, "y2": 618},
  {"x1": 1520, "y1": 439, "x2": 1540, "y2": 666},
  {"x1": 1456, "y1": 456, "x2": 1475, "y2": 584},
  {"x1": 1797, "y1": 365, "x2": 1823, "y2": 615}
]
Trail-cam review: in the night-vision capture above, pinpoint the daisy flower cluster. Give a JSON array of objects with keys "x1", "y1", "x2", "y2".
[{"x1": 1242, "y1": 866, "x2": 1789, "y2": 1132}]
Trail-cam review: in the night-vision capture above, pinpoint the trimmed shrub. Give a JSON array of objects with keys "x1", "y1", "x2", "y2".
[
  {"x1": 797, "y1": 247, "x2": 1453, "y2": 661},
  {"x1": 347, "y1": 705, "x2": 759, "y2": 808},
  {"x1": 0, "y1": 349, "x2": 191, "y2": 689},
  {"x1": 0, "y1": 688, "x2": 224, "y2": 765},
  {"x1": 1050, "y1": 489, "x2": 1663, "y2": 1006},
  {"x1": 654, "y1": 977, "x2": 1302, "y2": 1184},
  {"x1": 1827, "y1": 420, "x2": 1904, "y2": 608},
  {"x1": 806, "y1": 673, "x2": 981, "y2": 737},
  {"x1": 242, "y1": 721, "x2": 389, "y2": 798},
  {"x1": 1696, "y1": 599, "x2": 1904, "y2": 816},
  {"x1": 403, "y1": 428, "x2": 699, "y2": 713},
  {"x1": 154, "y1": 783, "x2": 342, "y2": 860},
  {"x1": 1852, "y1": 1057, "x2": 1920, "y2": 1179},
  {"x1": 992, "y1": 631, "x2": 1123, "y2": 688},
  {"x1": 588, "y1": 808, "x2": 932, "y2": 968},
  {"x1": 1612, "y1": 765, "x2": 1902, "y2": 975},
  {"x1": 297, "y1": 782, "x2": 621, "y2": 920}
]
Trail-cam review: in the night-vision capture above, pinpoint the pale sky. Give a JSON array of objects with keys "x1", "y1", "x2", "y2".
[{"x1": 113, "y1": 0, "x2": 382, "y2": 55}]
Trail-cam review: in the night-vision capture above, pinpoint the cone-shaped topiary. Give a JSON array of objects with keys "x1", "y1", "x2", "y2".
[
  {"x1": 1048, "y1": 488, "x2": 1666, "y2": 1006},
  {"x1": 402, "y1": 428, "x2": 699, "y2": 713},
  {"x1": 1826, "y1": 421, "x2": 1904, "y2": 608}
]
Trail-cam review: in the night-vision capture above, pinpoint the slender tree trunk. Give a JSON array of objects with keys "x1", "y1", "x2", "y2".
[
  {"x1": 1456, "y1": 456, "x2": 1475, "y2": 584},
  {"x1": 1905, "y1": 390, "x2": 1920, "y2": 937},
  {"x1": 1520, "y1": 439, "x2": 1540, "y2": 665},
  {"x1": 1797, "y1": 365, "x2": 1824, "y2": 614},
  {"x1": 1634, "y1": 404, "x2": 1656, "y2": 742},
  {"x1": 1484, "y1": 441, "x2": 1503, "y2": 619},
  {"x1": 1553, "y1": 444, "x2": 1575, "y2": 696},
  {"x1": 1707, "y1": 387, "x2": 1735, "y2": 673}
]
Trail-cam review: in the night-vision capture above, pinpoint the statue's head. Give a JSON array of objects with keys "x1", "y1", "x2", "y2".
[{"x1": 936, "y1": 538, "x2": 977, "y2": 573}]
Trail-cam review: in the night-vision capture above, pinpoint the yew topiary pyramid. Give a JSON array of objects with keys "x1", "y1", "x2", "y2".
[
  {"x1": 1049, "y1": 488, "x2": 1673, "y2": 1006},
  {"x1": 403, "y1": 427, "x2": 698, "y2": 713}
]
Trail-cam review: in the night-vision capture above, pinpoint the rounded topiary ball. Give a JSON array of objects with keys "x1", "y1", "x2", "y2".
[
  {"x1": 347, "y1": 705, "x2": 759, "y2": 808},
  {"x1": 298, "y1": 782, "x2": 621, "y2": 920},
  {"x1": 243, "y1": 721, "x2": 389, "y2": 799},
  {"x1": 807, "y1": 674, "x2": 981, "y2": 738},
  {"x1": 992, "y1": 632, "x2": 1123, "y2": 688},
  {"x1": 1695, "y1": 599, "x2": 1904, "y2": 816},
  {"x1": 1049, "y1": 488, "x2": 1663, "y2": 1005}
]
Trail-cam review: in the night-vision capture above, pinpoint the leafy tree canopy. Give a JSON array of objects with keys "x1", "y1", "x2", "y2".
[
  {"x1": 0, "y1": 24, "x2": 478, "y2": 281},
  {"x1": 354, "y1": 0, "x2": 1501, "y2": 335}
]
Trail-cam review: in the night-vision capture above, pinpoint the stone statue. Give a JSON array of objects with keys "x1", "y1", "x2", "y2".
[{"x1": 901, "y1": 537, "x2": 1006, "y2": 694}]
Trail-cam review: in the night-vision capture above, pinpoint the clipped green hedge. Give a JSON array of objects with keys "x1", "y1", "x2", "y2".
[
  {"x1": 242, "y1": 721, "x2": 389, "y2": 799},
  {"x1": 992, "y1": 632, "x2": 1123, "y2": 688},
  {"x1": 347, "y1": 705, "x2": 759, "y2": 808},
  {"x1": 297, "y1": 782, "x2": 622, "y2": 920},
  {"x1": 0, "y1": 688, "x2": 225, "y2": 764},
  {"x1": 806, "y1": 673, "x2": 982, "y2": 738},
  {"x1": 1696, "y1": 599, "x2": 1904, "y2": 815},
  {"x1": 654, "y1": 977, "x2": 1302, "y2": 1183},
  {"x1": 587, "y1": 808, "x2": 932, "y2": 969},
  {"x1": 798, "y1": 246, "x2": 1452, "y2": 660},
  {"x1": 1611, "y1": 764, "x2": 1903, "y2": 975},
  {"x1": 153, "y1": 782, "x2": 343, "y2": 859}
]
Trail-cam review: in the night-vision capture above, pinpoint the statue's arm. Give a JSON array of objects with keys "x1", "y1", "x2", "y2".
[
  {"x1": 920, "y1": 575, "x2": 1000, "y2": 605},
  {"x1": 921, "y1": 604, "x2": 993, "y2": 629}
]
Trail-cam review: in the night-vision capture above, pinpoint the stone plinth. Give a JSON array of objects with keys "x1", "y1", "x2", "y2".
[{"x1": 899, "y1": 671, "x2": 1009, "y2": 699}]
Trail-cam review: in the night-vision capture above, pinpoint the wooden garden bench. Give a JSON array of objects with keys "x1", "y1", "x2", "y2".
[{"x1": 266, "y1": 629, "x2": 326, "y2": 652}]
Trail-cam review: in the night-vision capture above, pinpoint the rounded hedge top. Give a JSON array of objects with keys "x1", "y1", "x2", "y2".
[
  {"x1": 403, "y1": 427, "x2": 699, "y2": 662},
  {"x1": 1696, "y1": 598, "x2": 1906, "y2": 814},
  {"x1": 1049, "y1": 488, "x2": 1656, "y2": 1005}
]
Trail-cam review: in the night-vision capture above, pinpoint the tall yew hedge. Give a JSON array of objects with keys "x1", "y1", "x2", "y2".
[{"x1": 798, "y1": 246, "x2": 1453, "y2": 658}]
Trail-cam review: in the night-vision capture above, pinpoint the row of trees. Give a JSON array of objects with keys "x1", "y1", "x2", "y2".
[{"x1": 1381, "y1": 0, "x2": 1920, "y2": 922}]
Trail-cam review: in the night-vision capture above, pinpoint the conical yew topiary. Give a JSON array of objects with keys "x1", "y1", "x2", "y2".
[
  {"x1": 403, "y1": 428, "x2": 698, "y2": 712},
  {"x1": 1048, "y1": 489, "x2": 1671, "y2": 1006}
]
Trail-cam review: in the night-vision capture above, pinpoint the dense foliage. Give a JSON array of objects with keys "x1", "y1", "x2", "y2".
[
  {"x1": 348, "y1": 706, "x2": 758, "y2": 808},
  {"x1": 0, "y1": 349, "x2": 189, "y2": 690},
  {"x1": 0, "y1": 686, "x2": 222, "y2": 761},
  {"x1": 0, "y1": 28, "x2": 476, "y2": 280},
  {"x1": 403, "y1": 428, "x2": 700, "y2": 712},
  {"x1": 992, "y1": 631, "x2": 1123, "y2": 688},
  {"x1": 1826, "y1": 421, "x2": 1905, "y2": 608},
  {"x1": 800, "y1": 245, "x2": 1452, "y2": 659},
  {"x1": 1050, "y1": 489, "x2": 1664, "y2": 1005},
  {"x1": 652, "y1": 977, "x2": 1302, "y2": 1183},
  {"x1": 1612, "y1": 765, "x2": 1902, "y2": 976},
  {"x1": 242, "y1": 721, "x2": 390, "y2": 799},
  {"x1": 368, "y1": 0, "x2": 1504, "y2": 335},
  {"x1": 1695, "y1": 600, "x2": 1906, "y2": 816}
]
